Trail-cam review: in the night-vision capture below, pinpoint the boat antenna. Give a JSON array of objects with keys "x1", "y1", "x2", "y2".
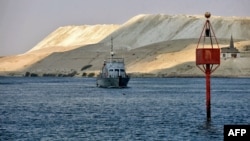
[{"x1": 110, "y1": 37, "x2": 114, "y2": 62}]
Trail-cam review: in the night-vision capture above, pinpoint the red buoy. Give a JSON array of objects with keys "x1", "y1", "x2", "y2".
[{"x1": 196, "y1": 12, "x2": 220, "y2": 121}]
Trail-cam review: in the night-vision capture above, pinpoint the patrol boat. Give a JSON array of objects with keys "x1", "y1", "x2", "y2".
[{"x1": 96, "y1": 38, "x2": 130, "y2": 88}]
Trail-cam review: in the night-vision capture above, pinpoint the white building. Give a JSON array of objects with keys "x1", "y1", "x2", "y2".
[{"x1": 221, "y1": 35, "x2": 240, "y2": 59}]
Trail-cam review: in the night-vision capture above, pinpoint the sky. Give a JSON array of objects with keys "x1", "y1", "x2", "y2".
[{"x1": 1, "y1": 0, "x2": 250, "y2": 56}]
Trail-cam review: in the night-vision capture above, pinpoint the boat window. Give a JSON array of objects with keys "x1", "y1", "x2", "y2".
[
  {"x1": 115, "y1": 69, "x2": 119, "y2": 72},
  {"x1": 120, "y1": 69, "x2": 125, "y2": 72},
  {"x1": 109, "y1": 69, "x2": 113, "y2": 71}
]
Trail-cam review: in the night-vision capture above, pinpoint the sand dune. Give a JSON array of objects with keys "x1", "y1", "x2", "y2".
[
  {"x1": 29, "y1": 25, "x2": 119, "y2": 52},
  {"x1": 100, "y1": 14, "x2": 250, "y2": 50},
  {"x1": 0, "y1": 14, "x2": 250, "y2": 77}
]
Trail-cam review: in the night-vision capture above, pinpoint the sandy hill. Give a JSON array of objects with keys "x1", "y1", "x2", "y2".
[
  {"x1": 29, "y1": 24, "x2": 120, "y2": 52},
  {"x1": 100, "y1": 14, "x2": 250, "y2": 49},
  {"x1": 0, "y1": 14, "x2": 250, "y2": 77}
]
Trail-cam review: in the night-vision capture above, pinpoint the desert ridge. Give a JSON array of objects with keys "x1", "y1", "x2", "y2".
[
  {"x1": 0, "y1": 14, "x2": 250, "y2": 77},
  {"x1": 29, "y1": 24, "x2": 120, "y2": 52}
]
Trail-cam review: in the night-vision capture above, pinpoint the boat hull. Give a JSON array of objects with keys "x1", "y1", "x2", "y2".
[{"x1": 96, "y1": 77, "x2": 130, "y2": 88}]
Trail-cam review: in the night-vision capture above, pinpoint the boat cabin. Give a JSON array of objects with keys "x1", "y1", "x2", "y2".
[{"x1": 101, "y1": 58, "x2": 127, "y2": 78}]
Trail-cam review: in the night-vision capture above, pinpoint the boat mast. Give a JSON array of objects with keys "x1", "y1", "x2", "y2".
[{"x1": 110, "y1": 37, "x2": 114, "y2": 63}]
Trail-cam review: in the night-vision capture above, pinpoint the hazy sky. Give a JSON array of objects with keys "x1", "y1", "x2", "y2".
[{"x1": 1, "y1": 0, "x2": 249, "y2": 56}]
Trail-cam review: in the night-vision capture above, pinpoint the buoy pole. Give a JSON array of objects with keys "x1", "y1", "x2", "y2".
[{"x1": 205, "y1": 64, "x2": 211, "y2": 121}]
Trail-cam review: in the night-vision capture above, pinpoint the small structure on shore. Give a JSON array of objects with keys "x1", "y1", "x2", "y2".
[{"x1": 221, "y1": 35, "x2": 240, "y2": 59}]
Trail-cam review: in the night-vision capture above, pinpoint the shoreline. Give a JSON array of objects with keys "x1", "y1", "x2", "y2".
[{"x1": 1, "y1": 71, "x2": 250, "y2": 79}]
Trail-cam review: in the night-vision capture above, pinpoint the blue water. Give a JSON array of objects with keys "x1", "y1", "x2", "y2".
[{"x1": 0, "y1": 77, "x2": 249, "y2": 141}]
